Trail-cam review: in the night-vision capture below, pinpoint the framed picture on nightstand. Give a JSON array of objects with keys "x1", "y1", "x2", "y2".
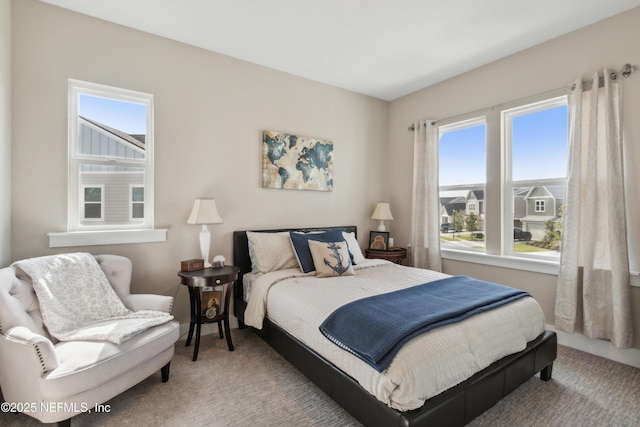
[
  {"x1": 202, "y1": 290, "x2": 222, "y2": 319},
  {"x1": 368, "y1": 231, "x2": 389, "y2": 250}
]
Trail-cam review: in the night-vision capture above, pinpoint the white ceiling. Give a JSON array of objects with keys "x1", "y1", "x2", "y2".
[{"x1": 39, "y1": 0, "x2": 640, "y2": 101}]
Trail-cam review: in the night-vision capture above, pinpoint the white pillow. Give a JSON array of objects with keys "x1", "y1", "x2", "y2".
[
  {"x1": 246, "y1": 231, "x2": 299, "y2": 273},
  {"x1": 308, "y1": 240, "x2": 355, "y2": 278},
  {"x1": 342, "y1": 231, "x2": 365, "y2": 264}
]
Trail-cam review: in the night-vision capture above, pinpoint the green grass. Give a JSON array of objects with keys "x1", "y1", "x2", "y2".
[
  {"x1": 441, "y1": 235, "x2": 553, "y2": 254},
  {"x1": 441, "y1": 233, "x2": 483, "y2": 242},
  {"x1": 513, "y1": 243, "x2": 550, "y2": 253}
]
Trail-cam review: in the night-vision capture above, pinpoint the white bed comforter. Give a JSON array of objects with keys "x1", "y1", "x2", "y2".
[{"x1": 244, "y1": 259, "x2": 545, "y2": 411}]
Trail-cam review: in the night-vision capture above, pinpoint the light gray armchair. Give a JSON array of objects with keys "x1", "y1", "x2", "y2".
[{"x1": 0, "y1": 254, "x2": 180, "y2": 426}]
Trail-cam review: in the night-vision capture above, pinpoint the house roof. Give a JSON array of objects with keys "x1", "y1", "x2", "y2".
[
  {"x1": 443, "y1": 202, "x2": 466, "y2": 216},
  {"x1": 469, "y1": 190, "x2": 484, "y2": 201},
  {"x1": 524, "y1": 185, "x2": 566, "y2": 200},
  {"x1": 513, "y1": 187, "x2": 530, "y2": 198},
  {"x1": 440, "y1": 196, "x2": 463, "y2": 205},
  {"x1": 544, "y1": 185, "x2": 566, "y2": 199},
  {"x1": 80, "y1": 116, "x2": 146, "y2": 150}
]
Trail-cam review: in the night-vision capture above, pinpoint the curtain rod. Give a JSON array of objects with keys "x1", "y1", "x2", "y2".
[{"x1": 408, "y1": 63, "x2": 635, "y2": 131}]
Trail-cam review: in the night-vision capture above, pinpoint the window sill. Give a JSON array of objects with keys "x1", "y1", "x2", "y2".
[
  {"x1": 441, "y1": 249, "x2": 560, "y2": 275},
  {"x1": 441, "y1": 249, "x2": 640, "y2": 287},
  {"x1": 48, "y1": 229, "x2": 168, "y2": 248}
]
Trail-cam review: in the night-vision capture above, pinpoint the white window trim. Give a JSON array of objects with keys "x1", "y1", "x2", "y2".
[
  {"x1": 441, "y1": 248, "x2": 640, "y2": 288},
  {"x1": 49, "y1": 229, "x2": 167, "y2": 248},
  {"x1": 441, "y1": 248, "x2": 560, "y2": 275},
  {"x1": 49, "y1": 79, "x2": 166, "y2": 247}
]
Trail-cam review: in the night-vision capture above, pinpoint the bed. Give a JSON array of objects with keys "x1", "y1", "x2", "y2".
[{"x1": 233, "y1": 226, "x2": 556, "y2": 426}]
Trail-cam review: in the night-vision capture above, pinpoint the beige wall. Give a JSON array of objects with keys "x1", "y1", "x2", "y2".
[
  {"x1": 0, "y1": 0, "x2": 10, "y2": 267},
  {"x1": 388, "y1": 7, "x2": 640, "y2": 350},
  {"x1": 10, "y1": 0, "x2": 389, "y2": 325}
]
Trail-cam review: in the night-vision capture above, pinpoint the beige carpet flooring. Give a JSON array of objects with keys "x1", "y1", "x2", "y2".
[{"x1": 2, "y1": 328, "x2": 639, "y2": 426}]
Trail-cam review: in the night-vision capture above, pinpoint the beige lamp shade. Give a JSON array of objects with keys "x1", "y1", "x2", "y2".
[
  {"x1": 371, "y1": 202, "x2": 393, "y2": 232},
  {"x1": 187, "y1": 198, "x2": 223, "y2": 225}
]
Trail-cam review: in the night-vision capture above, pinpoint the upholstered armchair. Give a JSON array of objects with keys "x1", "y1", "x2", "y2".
[{"x1": 0, "y1": 254, "x2": 180, "y2": 426}]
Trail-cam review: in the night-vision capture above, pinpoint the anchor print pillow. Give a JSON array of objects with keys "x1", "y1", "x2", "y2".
[{"x1": 308, "y1": 240, "x2": 356, "y2": 278}]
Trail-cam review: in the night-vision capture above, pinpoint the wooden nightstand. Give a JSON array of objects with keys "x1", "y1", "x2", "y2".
[
  {"x1": 365, "y1": 247, "x2": 407, "y2": 264},
  {"x1": 178, "y1": 265, "x2": 240, "y2": 361}
]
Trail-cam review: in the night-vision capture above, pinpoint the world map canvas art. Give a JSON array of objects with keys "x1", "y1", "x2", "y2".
[{"x1": 262, "y1": 130, "x2": 334, "y2": 191}]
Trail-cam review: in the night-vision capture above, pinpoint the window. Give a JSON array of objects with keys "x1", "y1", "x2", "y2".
[
  {"x1": 439, "y1": 117, "x2": 486, "y2": 252},
  {"x1": 68, "y1": 79, "x2": 153, "y2": 231},
  {"x1": 438, "y1": 94, "x2": 568, "y2": 266},
  {"x1": 130, "y1": 185, "x2": 144, "y2": 220},
  {"x1": 504, "y1": 96, "x2": 567, "y2": 260},
  {"x1": 82, "y1": 185, "x2": 104, "y2": 220},
  {"x1": 49, "y1": 80, "x2": 166, "y2": 248}
]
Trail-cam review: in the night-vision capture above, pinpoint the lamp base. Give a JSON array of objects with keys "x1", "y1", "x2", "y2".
[
  {"x1": 199, "y1": 225, "x2": 211, "y2": 268},
  {"x1": 377, "y1": 221, "x2": 386, "y2": 232}
]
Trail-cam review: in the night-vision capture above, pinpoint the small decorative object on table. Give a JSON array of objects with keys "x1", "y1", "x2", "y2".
[
  {"x1": 212, "y1": 255, "x2": 225, "y2": 268},
  {"x1": 202, "y1": 289, "x2": 222, "y2": 319},
  {"x1": 368, "y1": 231, "x2": 390, "y2": 250},
  {"x1": 180, "y1": 258, "x2": 204, "y2": 272}
]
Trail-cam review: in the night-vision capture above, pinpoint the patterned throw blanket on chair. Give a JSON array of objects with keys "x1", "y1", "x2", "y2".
[
  {"x1": 319, "y1": 275, "x2": 530, "y2": 372},
  {"x1": 13, "y1": 252, "x2": 173, "y2": 344}
]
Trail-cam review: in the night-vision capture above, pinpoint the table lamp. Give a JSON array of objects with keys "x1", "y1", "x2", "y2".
[
  {"x1": 187, "y1": 198, "x2": 223, "y2": 268},
  {"x1": 371, "y1": 202, "x2": 393, "y2": 232}
]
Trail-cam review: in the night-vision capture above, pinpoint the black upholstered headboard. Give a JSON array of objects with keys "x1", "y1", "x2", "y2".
[{"x1": 232, "y1": 226, "x2": 357, "y2": 325}]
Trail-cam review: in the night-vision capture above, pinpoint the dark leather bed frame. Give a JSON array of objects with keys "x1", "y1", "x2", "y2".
[{"x1": 233, "y1": 226, "x2": 557, "y2": 427}]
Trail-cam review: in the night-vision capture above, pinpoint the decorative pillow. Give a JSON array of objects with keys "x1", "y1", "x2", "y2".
[
  {"x1": 308, "y1": 240, "x2": 355, "y2": 278},
  {"x1": 247, "y1": 231, "x2": 299, "y2": 273},
  {"x1": 342, "y1": 231, "x2": 365, "y2": 264},
  {"x1": 289, "y1": 229, "x2": 346, "y2": 273}
]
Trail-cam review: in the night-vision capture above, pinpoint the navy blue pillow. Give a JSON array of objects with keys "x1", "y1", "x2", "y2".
[{"x1": 290, "y1": 230, "x2": 346, "y2": 273}]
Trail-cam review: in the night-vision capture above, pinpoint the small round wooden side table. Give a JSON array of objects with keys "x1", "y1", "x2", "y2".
[{"x1": 178, "y1": 265, "x2": 240, "y2": 361}]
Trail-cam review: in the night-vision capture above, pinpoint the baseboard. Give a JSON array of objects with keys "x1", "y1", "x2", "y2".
[{"x1": 546, "y1": 324, "x2": 640, "y2": 369}]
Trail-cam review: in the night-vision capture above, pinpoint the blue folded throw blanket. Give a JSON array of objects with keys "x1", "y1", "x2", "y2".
[{"x1": 319, "y1": 275, "x2": 530, "y2": 372}]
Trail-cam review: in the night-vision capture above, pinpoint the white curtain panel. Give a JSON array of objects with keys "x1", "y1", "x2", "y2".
[
  {"x1": 555, "y1": 70, "x2": 633, "y2": 348},
  {"x1": 411, "y1": 120, "x2": 442, "y2": 272}
]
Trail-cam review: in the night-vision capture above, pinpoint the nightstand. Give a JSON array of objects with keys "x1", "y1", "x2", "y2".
[
  {"x1": 365, "y1": 247, "x2": 407, "y2": 264},
  {"x1": 178, "y1": 265, "x2": 241, "y2": 361}
]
